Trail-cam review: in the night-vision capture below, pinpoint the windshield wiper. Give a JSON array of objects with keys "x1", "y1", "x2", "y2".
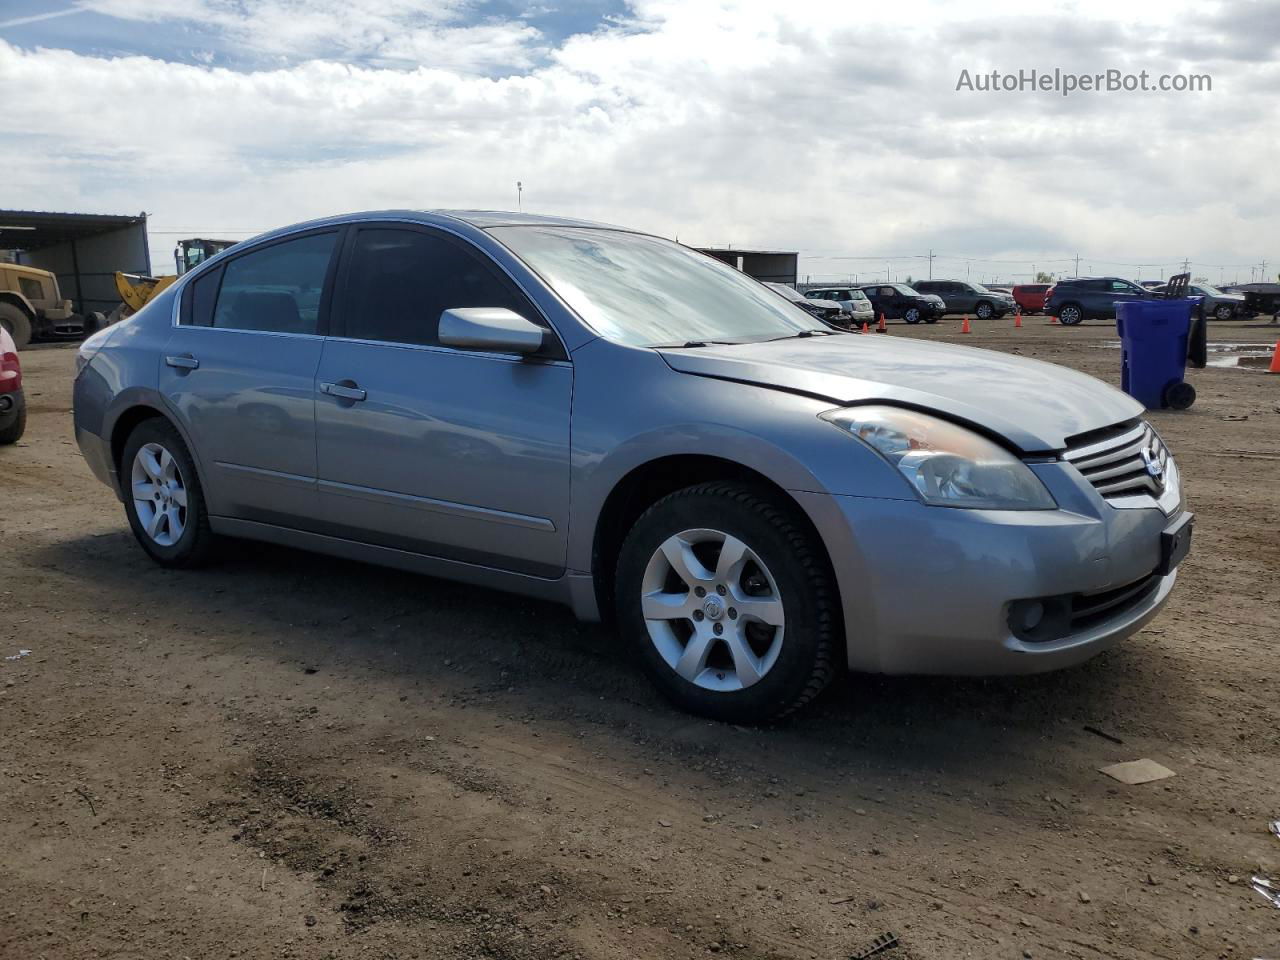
[{"x1": 652, "y1": 339, "x2": 711, "y2": 348}]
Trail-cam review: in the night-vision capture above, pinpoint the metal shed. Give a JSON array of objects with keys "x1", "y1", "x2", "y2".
[
  {"x1": 0, "y1": 210, "x2": 151, "y2": 317},
  {"x1": 695, "y1": 247, "x2": 798, "y2": 286}
]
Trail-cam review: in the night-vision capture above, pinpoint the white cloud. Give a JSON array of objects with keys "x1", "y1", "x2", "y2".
[{"x1": 2, "y1": 0, "x2": 1277, "y2": 281}]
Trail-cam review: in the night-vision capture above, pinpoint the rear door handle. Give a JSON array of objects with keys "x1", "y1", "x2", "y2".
[
  {"x1": 165, "y1": 355, "x2": 199, "y2": 370},
  {"x1": 320, "y1": 380, "x2": 367, "y2": 402}
]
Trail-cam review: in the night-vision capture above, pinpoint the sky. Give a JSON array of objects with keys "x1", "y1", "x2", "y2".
[{"x1": 1, "y1": 0, "x2": 1277, "y2": 284}]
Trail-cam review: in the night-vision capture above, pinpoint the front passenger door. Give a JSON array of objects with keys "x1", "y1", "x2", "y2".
[{"x1": 314, "y1": 225, "x2": 572, "y2": 577}]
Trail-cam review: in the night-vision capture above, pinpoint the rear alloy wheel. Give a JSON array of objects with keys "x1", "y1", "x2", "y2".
[
  {"x1": 616, "y1": 482, "x2": 838, "y2": 722},
  {"x1": 1058, "y1": 303, "x2": 1084, "y2": 326},
  {"x1": 903, "y1": 307, "x2": 921, "y2": 324},
  {"x1": 975, "y1": 301, "x2": 993, "y2": 320},
  {"x1": 1213, "y1": 304, "x2": 1233, "y2": 321},
  {"x1": 121, "y1": 419, "x2": 216, "y2": 567}
]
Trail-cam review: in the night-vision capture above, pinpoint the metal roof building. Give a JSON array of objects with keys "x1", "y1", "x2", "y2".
[
  {"x1": 0, "y1": 210, "x2": 151, "y2": 316},
  {"x1": 695, "y1": 247, "x2": 798, "y2": 286}
]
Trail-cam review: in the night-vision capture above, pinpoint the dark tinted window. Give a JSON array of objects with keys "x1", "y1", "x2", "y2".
[
  {"x1": 212, "y1": 232, "x2": 336, "y2": 334},
  {"x1": 340, "y1": 228, "x2": 540, "y2": 348},
  {"x1": 18, "y1": 276, "x2": 44, "y2": 300},
  {"x1": 184, "y1": 265, "x2": 223, "y2": 327}
]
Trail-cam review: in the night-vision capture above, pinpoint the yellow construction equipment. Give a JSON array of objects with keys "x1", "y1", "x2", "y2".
[{"x1": 114, "y1": 271, "x2": 177, "y2": 317}]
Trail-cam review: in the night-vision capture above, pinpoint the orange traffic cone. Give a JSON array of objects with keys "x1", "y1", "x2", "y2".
[
  {"x1": 1049, "y1": 313, "x2": 1059, "y2": 324},
  {"x1": 860, "y1": 322, "x2": 870, "y2": 334},
  {"x1": 1268, "y1": 340, "x2": 1280, "y2": 374},
  {"x1": 876, "y1": 314, "x2": 887, "y2": 333},
  {"x1": 960, "y1": 315, "x2": 971, "y2": 334},
  {"x1": 1014, "y1": 310, "x2": 1023, "y2": 329}
]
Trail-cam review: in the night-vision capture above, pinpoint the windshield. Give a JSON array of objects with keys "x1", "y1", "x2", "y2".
[
  {"x1": 894, "y1": 284, "x2": 922, "y2": 296},
  {"x1": 765, "y1": 282, "x2": 806, "y2": 303},
  {"x1": 1195, "y1": 283, "x2": 1225, "y2": 296},
  {"x1": 970, "y1": 283, "x2": 992, "y2": 294},
  {"x1": 491, "y1": 226, "x2": 818, "y2": 347}
]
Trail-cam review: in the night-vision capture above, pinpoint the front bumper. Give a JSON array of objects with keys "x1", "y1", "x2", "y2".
[{"x1": 792, "y1": 460, "x2": 1185, "y2": 676}]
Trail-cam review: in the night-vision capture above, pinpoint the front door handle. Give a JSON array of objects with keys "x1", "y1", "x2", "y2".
[
  {"x1": 165, "y1": 354, "x2": 199, "y2": 370},
  {"x1": 320, "y1": 380, "x2": 367, "y2": 402}
]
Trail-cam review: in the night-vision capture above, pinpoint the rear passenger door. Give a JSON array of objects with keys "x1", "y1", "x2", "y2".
[
  {"x1": 313, "y1": 224, "x2": 572, "y2": 577},
  {"x1": 160, "y1": 229, "x2": 340, "y2": 527}
]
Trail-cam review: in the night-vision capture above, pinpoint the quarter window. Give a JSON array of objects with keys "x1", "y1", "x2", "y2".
[
  {"x1": 338, "y1": 228, "x2": 542, "y2": 348},
  {"x1": 211, "y1": 232, "x2": 336, "y2": 334}
]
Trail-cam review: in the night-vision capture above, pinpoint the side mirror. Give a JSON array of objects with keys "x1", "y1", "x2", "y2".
[{"x1": 438, "y1": 307, "x2": 545, "y2": 356}]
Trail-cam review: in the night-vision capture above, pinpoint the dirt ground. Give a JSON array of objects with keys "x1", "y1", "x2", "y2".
[{"x1": 3, "y1": 315, "x2": 1279, "y2": 960}]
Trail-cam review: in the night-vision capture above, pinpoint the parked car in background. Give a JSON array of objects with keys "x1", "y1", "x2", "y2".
[
  {"x1": 913, "y1": 280, "x2": 1016, "y2": 319},
  {"x1": 1045, "y1": 277, "x2": 1160, "y2": 325},
  {"x1": 803, "y1": 286, "x2": 875, "y2": 325},
  {"x1": 0, "y1": 324, "x2": 25, "y2": 443},
  {"x1": 1012, "y1": 283, "x2": 1051, "y2": 314},
  {"x1": 1154, "y1": 282, "x2": 1247, "y2": 321},
  {"x1": 70, "y1": 209, "x2": 1191, "y2": 722},
  {"x1": 1139, "y1": 280, "x2": 1166, "y2": 290},
  {"x1": 856, "y1": 282, "x2": 945, "y2": 323},
  {"x1": 1220, "y1": 282, "x2": 1280, "y2": 319},
  {"x1": 765, "y1": 283, "x2": 845, "y2": 326}
]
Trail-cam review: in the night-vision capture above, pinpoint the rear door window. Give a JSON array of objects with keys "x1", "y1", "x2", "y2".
[{"x1": 211, "y1": 232, "x2": 337, "y2": 334}]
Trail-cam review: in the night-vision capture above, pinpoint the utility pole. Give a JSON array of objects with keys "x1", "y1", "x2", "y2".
[
  {"x1": 1074, "y1": 253, "x2": 1081, "y2": 277},
  {"x1": 927, "y1": 249, "x2": 935, "y2": 279},
  {"x1": 1181, "y1": 256, "x2": 1190, "y2": 275},
  {"x1": 1263, "y1": 259, "x2": 1270, "y2": 281},
  {"x1": 516, "y1": 180, "x2": 523, "y2": 211}
]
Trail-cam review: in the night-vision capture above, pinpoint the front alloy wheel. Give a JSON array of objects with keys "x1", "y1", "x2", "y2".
[
  {"x1": 615, "y1": 482, "x2": 838, "y2": 722},
  {"x1": 903, "y1": 307, "x2": 921, "y2": 324},
  {"x1": 641, "y1": 529, "x2": 785, "y2": 692},
  {"x1": 975, "y1": 301, "x2": 993, "y2": 320},
  {"x1": 1214, "y1": 304, "x2": 1232, "y2": 321}
]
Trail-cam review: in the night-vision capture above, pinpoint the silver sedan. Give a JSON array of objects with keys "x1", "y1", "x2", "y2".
[{"x1": 72, "y1": 211, "x2": 1191, "y2": 722}]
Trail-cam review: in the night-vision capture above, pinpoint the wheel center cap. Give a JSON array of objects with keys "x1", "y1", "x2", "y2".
[{"x1": 702, "y1": 596, "x2": 724, "y2": 621}]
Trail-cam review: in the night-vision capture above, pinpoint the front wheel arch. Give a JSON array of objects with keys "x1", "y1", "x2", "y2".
[{"x1": 590, "y1": 454, "x2": 839, "y2": 627}]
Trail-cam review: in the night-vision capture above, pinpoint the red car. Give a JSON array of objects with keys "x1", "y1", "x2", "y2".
[
  {"x1": 1012, "y1": 283, "x2": 1051, "y2": 314},
  {"x1": 0, "y1": 325, "x2": 25, "y2": 444}
]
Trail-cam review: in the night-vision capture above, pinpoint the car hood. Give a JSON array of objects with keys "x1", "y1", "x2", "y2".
[{"x1": 658, "y1": 335, "x2": 1143, "y2": 453}]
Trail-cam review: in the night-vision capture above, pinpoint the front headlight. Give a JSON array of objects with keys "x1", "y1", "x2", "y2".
[{"x1": 819, "y1": 405, "x2": 1056, "y2": 510}]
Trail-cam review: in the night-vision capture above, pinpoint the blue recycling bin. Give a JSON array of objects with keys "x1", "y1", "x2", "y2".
[{"x1": 1115, "y1": 299, "x2": 1199, "y2": 410}]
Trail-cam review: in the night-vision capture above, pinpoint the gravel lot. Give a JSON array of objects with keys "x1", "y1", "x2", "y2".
[{"x1": 2, "y1": 316, "x2": 1279, "y2": 960}]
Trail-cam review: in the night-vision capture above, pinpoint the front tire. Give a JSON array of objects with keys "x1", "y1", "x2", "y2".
[
  {"x1": 121, "y1": 419, "x2": 216, "y2": 568},
  {"x1": 615, "y1": 482, "x2": 838, "y2": 723},
  {"x1": 0, "y1": 303, "x2": 32, "y2": 350},
  {"x1": 1058, "y1": 303, "x2": 1084, "y2": 325},
  {"x1": 1213, "y1": 304, "x2": 1232, "y2": 321},
  {"x1": 903, "y1": 307, "x2": 921, "y2": 324},
  {"x1": 975, "y1": 301, "x2": 993, "y2": 320}
]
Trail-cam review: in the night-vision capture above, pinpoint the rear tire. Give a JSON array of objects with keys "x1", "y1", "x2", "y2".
[
  {"x1": 0, "y1": 402, "x2": 25, "y2": 445},
  {"x1": 120, "y1": 419, "x2": 217, "y2": 568},
  {"x1": 615, "y1": 482, "x2": 839, "y2": 723},
  {"x1": 0, "y1": 303, "x2": 32, "y2": 349},
  {"x1": 1058, "y1": 303, "x2": 1084, "y2": 326}
]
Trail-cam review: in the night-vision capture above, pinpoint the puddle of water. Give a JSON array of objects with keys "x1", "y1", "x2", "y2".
[{"x1": 1099, "y1": 339, "x2": 1274, "y2": 369}]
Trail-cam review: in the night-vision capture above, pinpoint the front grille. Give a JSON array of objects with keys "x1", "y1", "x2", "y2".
[
  {"x1": 1063, "y1": 420, "x2": 1170, "y2": 501},
  {"x1": 1070, "y1": 571, "x2": 1161, "y2": 632}
]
